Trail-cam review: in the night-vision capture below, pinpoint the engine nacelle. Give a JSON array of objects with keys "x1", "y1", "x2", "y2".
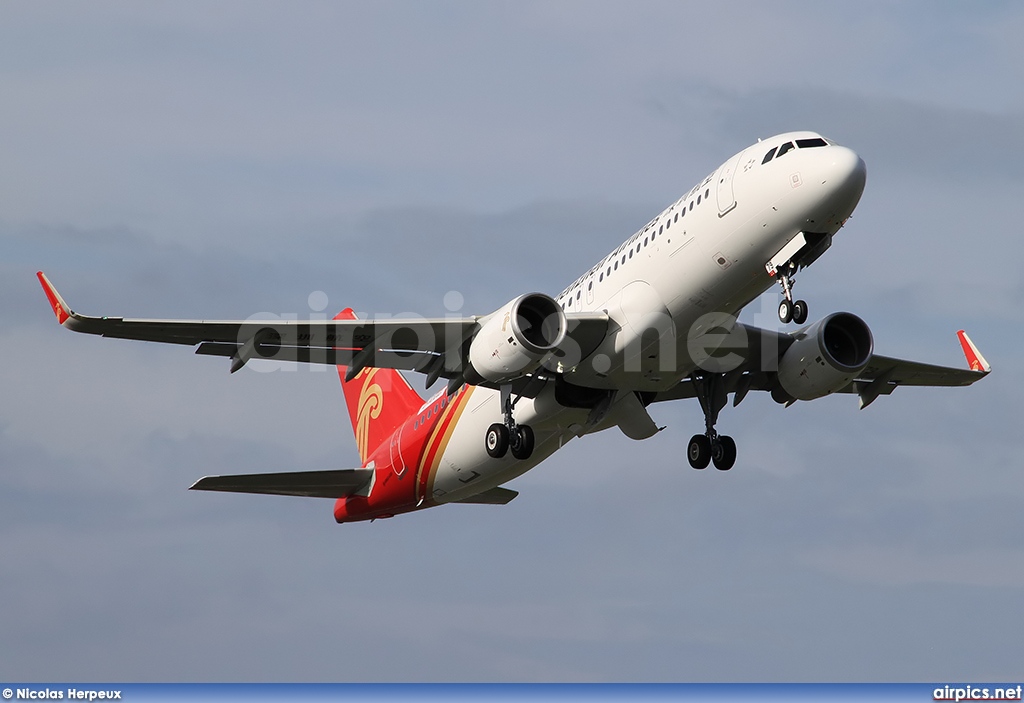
[
  {"x1": 465, "y1": 293, "x2": 567, "y2": 384},
  {"x1": 776, "y1": 312, "x2": 873, "y2": 401}
]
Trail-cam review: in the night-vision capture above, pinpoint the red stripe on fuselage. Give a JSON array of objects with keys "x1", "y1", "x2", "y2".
[{"x1": 415, "y1": 385, "x2": 473, "y2": 505}]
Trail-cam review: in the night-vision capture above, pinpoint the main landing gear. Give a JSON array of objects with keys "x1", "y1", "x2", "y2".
[
  {"x1": 775, "y1": 261, "x2": 808, "y2": 325},
  {"x1": 687, "y1": 372, "x2": 737, "y2": 471},
  {"x1": 485, "y1": 386, "x2": 535, "y2": 461}
]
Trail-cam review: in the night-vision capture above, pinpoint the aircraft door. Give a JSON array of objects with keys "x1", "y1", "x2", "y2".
[
  {"x1": 716, "y1": 151, "x2": 743, "y2": 216},
  {"x1": 390, "y1": 426, "x2": 409, "y2": 478}
]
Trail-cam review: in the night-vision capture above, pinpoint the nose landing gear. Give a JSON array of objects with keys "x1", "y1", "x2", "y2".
[{"x1": 774, "y1": 261, "x2": 808, "y2": 325}]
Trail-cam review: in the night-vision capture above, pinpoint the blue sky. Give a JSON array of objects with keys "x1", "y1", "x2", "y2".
[{"x1": 2, "y1": 1, "x2": 1023, "y2": 682}]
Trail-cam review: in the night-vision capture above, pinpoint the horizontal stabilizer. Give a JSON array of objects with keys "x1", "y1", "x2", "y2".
[
  {"x1": 190, "y1": 469, "x2": 373, "y2": 498},
  {"x1": 453, "y1": 486, "x2": 519, "y2": 505}
]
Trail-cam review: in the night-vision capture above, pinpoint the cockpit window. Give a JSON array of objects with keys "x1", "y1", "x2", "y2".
[
  {"x1": 762, "y1": 147, "x2": 777, "y2": 164},
  {"x1": 777, "y1": 141, "x2": 795, "y2": 158},
  {"x1": 796, "y1": 137, "x2": 828, "y2": 149}
]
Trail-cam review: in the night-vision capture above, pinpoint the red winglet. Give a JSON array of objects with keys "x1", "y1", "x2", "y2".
[
  {"x1": 957, "y1": 330, "x2": 991, "y2": 374},
  {"x1": 36, "y1": 271, "x2": 72, "y2": 325}
]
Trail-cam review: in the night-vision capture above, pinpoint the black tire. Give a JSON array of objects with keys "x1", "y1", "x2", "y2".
[
  {"x1": 485, "y1": 423, "x2": 509, "y2": 459},
  {"x1": 687, "y1": 434, "x2": 711, "y2": 470},
  {"x1": 792, "y1": 299, "x2": 808, "y2": 325},
  {"x1": 510, "y1": 425, "x2": 535, "y2": 460},
  {"x1": 713, "y1": 435, "x2": 737, "y2": 471},
  {"x1": 778, "y1": 299, "x2": 793, "y2": 324}
]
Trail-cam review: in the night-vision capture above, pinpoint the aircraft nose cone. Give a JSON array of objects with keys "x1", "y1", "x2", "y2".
[
  {"x1": 825, "y1": 145, "x2": 867, "y2": 198},
  {"x1": 811, "y1": 145, "x2": 866, "y2": 228}
]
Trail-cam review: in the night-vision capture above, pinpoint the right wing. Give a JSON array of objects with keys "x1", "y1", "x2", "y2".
[{"x1": 37, "y1": 272, "x2": 608, "y2": 385}]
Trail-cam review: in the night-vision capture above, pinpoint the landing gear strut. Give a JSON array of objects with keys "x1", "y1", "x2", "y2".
[
  {"x1": 775, "y1": 261, "x2": 808, "y2": 325},
  {"x1": 687, "y1": 372, "x2": 737, "y2": 471},
  {"x1": 485, "y1": 386, "x2": 534, "y2": 460}
]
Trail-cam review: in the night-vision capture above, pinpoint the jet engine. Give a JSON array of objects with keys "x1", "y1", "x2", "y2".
[
  {"x1": 775, "y1": 312, "x2": 873, "y2": 401},
  {"x1": 465, "y1": 293, "x2": 567, "y2": 385}
]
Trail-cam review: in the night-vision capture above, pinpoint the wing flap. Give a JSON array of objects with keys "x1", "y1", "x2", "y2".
[{"x1": 190, "y1": 469, "x2": 373, "y2": 498}]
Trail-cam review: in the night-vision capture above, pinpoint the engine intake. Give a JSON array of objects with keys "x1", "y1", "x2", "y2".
[
  {"x1": 776, "y1": 312, "x2": 873, "y2": 401},
  {"x1": 465, "y1": 293, "x2": 567, "y2": 384}
]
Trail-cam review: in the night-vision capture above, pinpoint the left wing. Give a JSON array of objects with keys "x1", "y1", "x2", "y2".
[{"x1": 653, "y1": 321, "x2": 989, "y2": 408}]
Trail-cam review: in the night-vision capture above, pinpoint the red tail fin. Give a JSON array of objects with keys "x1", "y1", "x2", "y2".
[{"x1": 335, "y1": 309, "x2": 425, "y2": 464}]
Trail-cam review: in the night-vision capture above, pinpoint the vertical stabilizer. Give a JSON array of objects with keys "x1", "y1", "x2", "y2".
[{"x1": 335, "y1": 309, "x2": 424, "y2": 464}]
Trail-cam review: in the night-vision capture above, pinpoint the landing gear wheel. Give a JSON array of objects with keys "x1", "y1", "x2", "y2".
[
  {"x1": 712, "y1": 435, "x2": 737, "y2": 471},
  {"x1": 778, "y1": 299, "x2": 793, "y2": 324},
  {"x1": 687, "y1": 434, "x2": 711, "y2": 470},
  {"x1": 485, "y1": 423, "x2": 509, "y2": 459},
  {"x1": 792, "y1": 300, "x2": 808, "y2": 325},
  {"x1": 510, "y1": 425, "x2": 535, "y2": 460}
]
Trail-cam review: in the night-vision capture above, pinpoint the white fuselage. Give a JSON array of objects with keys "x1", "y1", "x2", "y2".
[{"x1": 428, "y1": 131, "x2": 867, "y2": 503}]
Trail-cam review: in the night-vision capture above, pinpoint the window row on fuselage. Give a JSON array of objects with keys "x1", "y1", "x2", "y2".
[
  {"x1": 557, "y1": 179, "x2": 716, "y2": 311},
  {"x1": 413, "y1": 393, "x2": 449, "y2": 431}
]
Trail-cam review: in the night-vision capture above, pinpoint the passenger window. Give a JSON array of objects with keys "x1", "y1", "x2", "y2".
[
  {"x1": 628, "y1": 249, "x2": 633, "y2": 259},
  {"x1": 777, "y1": 141, "x2": 795, "y2": 157},
  {"x1": 599, "y1": 273, "x2": 603, "y2": 282},
  {"x1": 674, "y1": 213, "x2": 679, "y2": 222},
  {"x1": 688, "y1": 202, "x2": 693, "y2": 211},
  {"x1": 576, "y1": 290, "x2": 581, "y2": 300},
  {"x1": 697, "y1": 194, "x2": 701, "y2": 205},
  {"x1": 644, "y1": 237, "x2": 649, "y2": 246},
  {"x1": 614, "y1": 261, "x2": 618, "y2": 270}
]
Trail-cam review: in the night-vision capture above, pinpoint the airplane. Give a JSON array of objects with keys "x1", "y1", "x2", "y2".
[{"x1": 37, "y1": 130, "x2": 991, "y2": 524}]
